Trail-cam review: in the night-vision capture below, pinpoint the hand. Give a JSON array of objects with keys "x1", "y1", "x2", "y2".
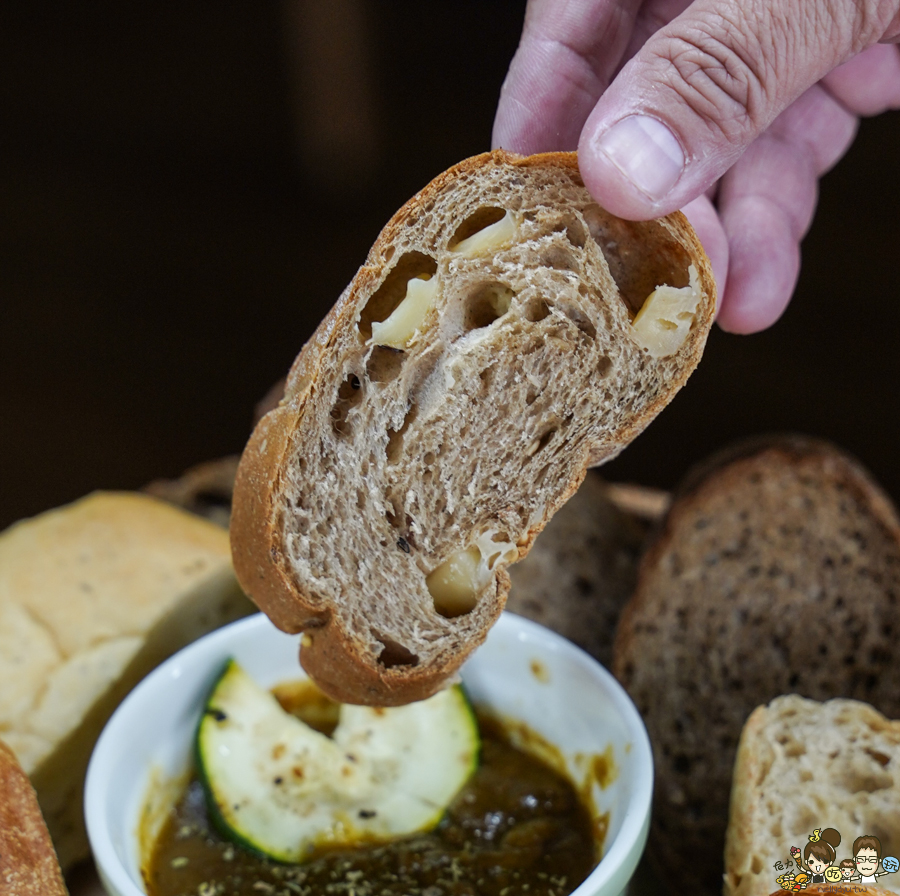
[{"x1": 493, "y1": 0, "x2": 900, "y2": 332}]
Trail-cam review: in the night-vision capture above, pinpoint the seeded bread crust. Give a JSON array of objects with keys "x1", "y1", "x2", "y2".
[
  {"x1": 613, "y1": 435, "x2": 900, "y2": 896},
  {"x1": 0, "y1": 739, "x2": 68, "y2": 896},
  {"x1": 231, "y1": 149, "x2": 716, "y2": 706}
]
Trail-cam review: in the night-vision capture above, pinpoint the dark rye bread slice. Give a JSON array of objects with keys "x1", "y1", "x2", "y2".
[
  {"x1": 506, "y1": 471, "x2": 651, "y2": 668},
  {"x1": 231, "y1": 149, "x2": 716, "y2": 706},
  {"x1": 612, "y1": 435, "x2": 900, "y2": 896}
]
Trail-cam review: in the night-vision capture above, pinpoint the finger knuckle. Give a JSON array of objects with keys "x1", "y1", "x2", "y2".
[
  {"x1": 845, "y1": 0, "x2": 900, "y2": 46},
  {"x1": 651, "y1": 16, "x2": 773, "y2": 143}
]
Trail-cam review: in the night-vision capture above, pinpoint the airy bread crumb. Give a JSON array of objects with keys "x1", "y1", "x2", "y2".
[{"x1": 232, "y1": 149, "x2": 716, "y2": 706}]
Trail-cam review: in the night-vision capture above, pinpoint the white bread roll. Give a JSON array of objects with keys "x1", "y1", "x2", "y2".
[
  {"x1": 727, "y1": 695, "x2": 900, "y2": 896},
  {"x1": 0, "y1": 492, "x2": 253, "y2": 869}
]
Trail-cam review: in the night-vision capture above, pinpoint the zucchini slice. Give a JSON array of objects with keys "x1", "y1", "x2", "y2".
[{"x1": 195, "y1": 660, "x2": 479, "y2": 862}]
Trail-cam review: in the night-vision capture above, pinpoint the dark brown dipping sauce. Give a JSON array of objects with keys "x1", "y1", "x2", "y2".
[{"x1": 145, "y1": 714, "x2": 597, "y2": 896}]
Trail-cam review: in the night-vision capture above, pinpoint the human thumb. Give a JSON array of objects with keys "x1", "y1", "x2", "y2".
[{"x1": 577, "y1": 0, "x2": 900, "y2": 219}]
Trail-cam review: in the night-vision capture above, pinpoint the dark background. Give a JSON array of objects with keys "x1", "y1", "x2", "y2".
[{"x1": 2, "y1": 1, "x2": 899, "y2": 532}]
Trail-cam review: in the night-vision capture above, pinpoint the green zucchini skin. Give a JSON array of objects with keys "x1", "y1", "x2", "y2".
[
  {"x1": 195, "y1": 659, "x2": 272, "y2": 860},
  {"x1": 194, "y1": 659, "x2": 479, "y2": 862}
]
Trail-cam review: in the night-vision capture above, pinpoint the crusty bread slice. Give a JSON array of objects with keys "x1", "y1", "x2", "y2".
[
  {"x1": 231, "y1": 149, "x2": 716, "y2": 706},
  {"x1": 0, "y1": 739, "x2": 68, "y2": 896},
  {"x1": 149, "y1": 454, "x2": 654, "y2": 667},
  {"x1": 612, "y1": 435, "x2": 900, "y2": 896},
  {"x1": 505, "y1": 471, "x2": 650, "y2": 667},
  {"x1": 726, "y1": 695, "x2": 900, "y2": 896},
  {"x1": 0, "y1": 492, "x2": 254, "y2": 870}
]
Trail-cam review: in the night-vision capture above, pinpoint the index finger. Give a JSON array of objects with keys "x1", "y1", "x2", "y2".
[{"x1": 493, "y1": 0, "x2": 645, "y2": 153}]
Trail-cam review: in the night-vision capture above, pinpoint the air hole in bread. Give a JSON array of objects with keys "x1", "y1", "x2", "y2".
[
  {"x1": 750, "y1": 855, "x2": 764, "y2": 875},
  {"x1": 541, "y1": 244, "x2": 578, "y2": 272},
  {"x1": 358, "y1": 252, "x2": 438, "y2": 338},
  {"x1": 560, "y1": 304, "x2": 597, "y2": 339},
  {"x1": 448, "y1": 206, "x2": 506, "y2": 250},
  {"x1": 552, "y1": 215, "x2": 587, "y2": 249},
  {"x1": 365, "y1": 345, "x2": 405, "y2": 384},
  {"x1": 479, "y1": 366, "x2": 493, "y2": 391},
  {"x1": 523, "y1": 297, "x2": 552, "y2": 323},
  {"x1": 583, "y1": 204, "x2": 691, "y2": 317},
  {"x1": 844, "y1": 769, "x2": 893, "y2": 792},
  {"x1": 463, "y1": 282, "x2": 514, "y2": 332},
  {"x1": 330, "y1": 373, "x2": 363, "y2": 436},
  {"x1": 427, "y1": 548, "x2": 482, "y2": 619},
  {"x1": 377, "y1": 638, "x2": 419, "y2": 668},
  {"x1": 386, "y1": 404, "x2": 418, "y2": 464},
  {"x1": 563, "y1": 216, "x2": 586, "y2": 248},
  {"x1": 597, "y1": 356, "x2": 612, "y2": 379},
  {"x1": 865, "y1": 748, "x2": 891, "y2": 767},
  {"x1": 385, "y1": 502, "x2": 408, "y2": 532},
  {"x1": 526, "y1": 427, "x2": 557, "y2": 457}
]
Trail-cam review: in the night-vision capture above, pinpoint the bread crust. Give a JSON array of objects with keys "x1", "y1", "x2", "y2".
[
  {"x1": 612, "y1": 435, "x2": 900, "y2": 895},
  {"x1": 0, "y1": 739, "x2": 67, "y2": 896},
  {"x1": 232, "y1": 149, "x2": 716, "y2": 705}
]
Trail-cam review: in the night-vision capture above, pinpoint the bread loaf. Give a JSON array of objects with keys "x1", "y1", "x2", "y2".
[
  {"x1": 0, "y1": 492, "x2": 254, "y2": 869},
  {"x1": 613, "y1": 436, "x2": 900, "y2": 895},
  {"x1": 0, "y1": 739, "x2": 67, "y2": 896},
  {"x1": 726, "y1": 695, "x2": 900, "y2": 896},
  {"x1": 232, "y1": 149, "x2": 716, "y2": 706},
  {"x1": 505, "y1": 471, "x2": 650, "y2": 666}
]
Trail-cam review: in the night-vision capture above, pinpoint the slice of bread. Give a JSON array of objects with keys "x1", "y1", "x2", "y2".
[
  {"x1": 0, "y1": 739, "x2": 68, "y2": 896},
  {"x1": 149, "y1": 455, "x2": 655, "y2": 668},
  {"x1": 0, "y1": 492, "x2": 254, "y2": 870},
  {"x1": 726, "y1": 695, "x2": 900, "y2": 896},
  {"x1": 231, "y1": 149, "x2": 716, "y2": 706},
  {"x1": 505, "y1": 471, "x2": 651, "y2": 667},
  {"x1": 612, "y1": 436, "x2": 900, "y2": 895}
]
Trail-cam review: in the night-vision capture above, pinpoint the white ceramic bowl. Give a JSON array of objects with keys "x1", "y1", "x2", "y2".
[{"x1": 86, "y1": 612, "x2": 652, "y2": 896}]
